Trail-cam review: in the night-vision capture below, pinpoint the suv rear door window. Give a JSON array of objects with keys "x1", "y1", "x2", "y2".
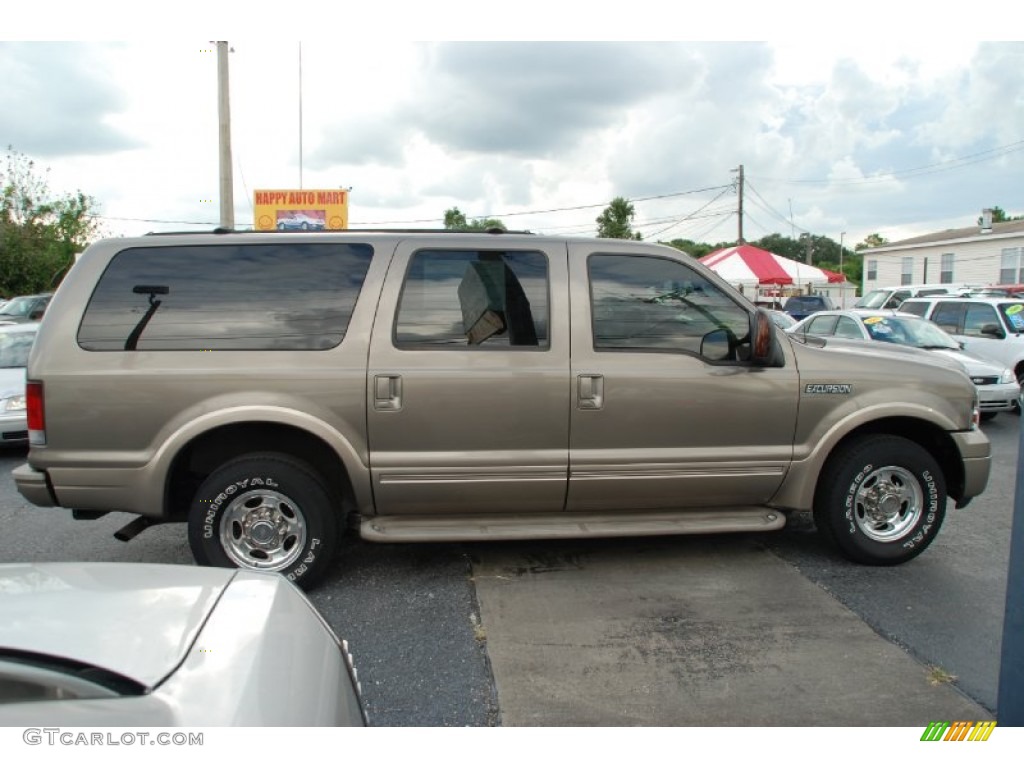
[{"x1": 78, "y1": 243, "x2": 373, "y2": 351}]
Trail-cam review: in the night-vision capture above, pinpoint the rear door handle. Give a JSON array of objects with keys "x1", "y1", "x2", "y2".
[
  {"x1": 374, "y1": 375, "x2": 403, "y2": 411},
  {"x1": 577, "y1": 374, "x2": 604, "y2": 410}
]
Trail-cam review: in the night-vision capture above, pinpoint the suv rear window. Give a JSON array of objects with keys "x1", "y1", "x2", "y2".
[
  {"x1": 784, "y1": 296, "x2": 833, "y2": 312},
  {"x1": 78, "y1": 243, "x2": 373, "y2": 351}
]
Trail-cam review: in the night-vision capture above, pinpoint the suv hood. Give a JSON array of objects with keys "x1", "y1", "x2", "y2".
[{"x1": 792, "y1": 335, "x2": 970, "y2": 375}]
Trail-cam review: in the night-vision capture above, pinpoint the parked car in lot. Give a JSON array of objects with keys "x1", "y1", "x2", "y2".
[
  {"x1": 0, "y1": 562, "x2": 366, "y2": 726},
  {"x1": 13, "y1": 231, "x2": 991, "y2": 586},
  {"x1": 0, "y1": 294, "x2": 52, "y2": 325},
  {"x1": 0, "y1": 322, "x2": 38, "y2": 444},
  {"x1": 783, "y1": 294, "x2": 834, "y2": 321},
  {"x1": 789, "y1": 310, "x2": 1020, "y2": 420},
  {"x1": 855, "y1": 284, "x2": 973, "y2": 311},
  {"x1": 899, "y1": 295, "x2": 1024, "y2": 385}
]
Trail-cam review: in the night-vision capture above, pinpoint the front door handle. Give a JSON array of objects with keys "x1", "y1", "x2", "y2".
[
  {"x1": 577, "y1": 374, "x2": 604, "y2": 410},
  {"x1": 374, "y1": 375, "x2": 403, "y2": 411}
]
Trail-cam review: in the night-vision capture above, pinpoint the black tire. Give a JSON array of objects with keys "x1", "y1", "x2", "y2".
[
  {"x1": 813, "y1": 435, "x2": 946, "y2": 565},
  {"x1": 979, "y1": 412, "x2": 998, "y2": 422},
  {"x1": 187, "y1": 453, "x2": 338, "y2": 589}
]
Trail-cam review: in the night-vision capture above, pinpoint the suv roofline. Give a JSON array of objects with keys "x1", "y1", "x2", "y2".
[{"x1": 143, "y1": 227, "x2": 537, "y2": 237}]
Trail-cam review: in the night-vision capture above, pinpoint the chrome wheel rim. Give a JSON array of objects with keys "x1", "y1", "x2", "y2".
[
  {"x1": 220, "y1": 489, "x2": 307, "y2": 571},
  {"x1": 852, "y1": 464, "x2": 923, "y2": 542}
]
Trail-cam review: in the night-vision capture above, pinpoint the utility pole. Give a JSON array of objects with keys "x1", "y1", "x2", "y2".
[
  {"x1": 732, "y1": 164, "x2": 745, "y2": 244},
  {"x1": 216, "y1": 41, "x2": 235, "y2": 230}
]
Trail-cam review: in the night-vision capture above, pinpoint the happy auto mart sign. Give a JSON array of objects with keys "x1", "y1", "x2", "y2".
[{"x1": 254, "y1": 189, "x2": 349, "y2": 231}]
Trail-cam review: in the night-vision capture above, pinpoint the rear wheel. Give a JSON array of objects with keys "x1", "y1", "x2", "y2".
[
  {"x1": 187, "y1": 453, "x2": 338, "y2": 589},
  {"x1": 813, "y1": 435, "x2": 946, "y2": 565}
]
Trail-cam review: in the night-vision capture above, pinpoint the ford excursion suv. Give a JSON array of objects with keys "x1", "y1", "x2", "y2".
[{"x1": 14, "y1": 231, "x2": 991, "y2": 588}]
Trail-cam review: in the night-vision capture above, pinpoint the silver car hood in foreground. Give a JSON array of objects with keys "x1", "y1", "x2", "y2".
[
  {"x1": 0, "y1": 563, "x2": 232, "y2": 687},
  {"x1": 0, "y1": 563, "x2": 365, "y2": 726}
]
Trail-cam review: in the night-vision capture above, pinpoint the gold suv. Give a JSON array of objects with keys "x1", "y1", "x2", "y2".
[{"x1": 13, "y1": 231, "x2": 991, "y2": 587}]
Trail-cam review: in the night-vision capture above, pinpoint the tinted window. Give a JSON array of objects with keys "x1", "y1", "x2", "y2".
[
  {"x1": 898, "y1": 302, "x2": 928, "y2": 317},
  {"x1": 930, "y1": 302, "x2": 965, "y2": 334},
  {"x1": 805, "y1": 315, "x2": 838, "y2": 335},
  {"x1": 78, "y1": 243, "x2": 373, "y2": 351},
  {"x1": 834, "y1": 316, "x2": 863, "y2": 339},
  {"x1": 588, "y1": 253, "x2": 748, "y2": 355},
  {"x1": 963, "y1": 303, "x2": 1000, "y2": 337},
  {"x1": 395, "y1": 250, "x2": 549, "y2": 348}
]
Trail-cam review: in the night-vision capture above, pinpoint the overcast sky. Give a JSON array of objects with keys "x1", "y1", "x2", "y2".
[{"x1": 3, "y1": 6, "x2": 1022, "y2": 249}]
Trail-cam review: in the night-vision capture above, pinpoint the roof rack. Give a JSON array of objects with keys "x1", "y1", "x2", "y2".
[{"x1": 144, "y1": 227, "x2": 534, "y2": 237}]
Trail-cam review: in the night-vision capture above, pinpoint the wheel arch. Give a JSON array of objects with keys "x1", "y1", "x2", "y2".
[
  {"x1": 164, "y1": 421, "x2": 366, "y2": 526},
  {"x1": 774, "y1": 416, "x2": 967, "y2": 511}
]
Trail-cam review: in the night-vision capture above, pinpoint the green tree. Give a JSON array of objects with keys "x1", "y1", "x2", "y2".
[
  {"x1": 856, "y1": 233, "x2": 888, "y2": 250},
  {"x1": 596, "y1": 197, "x2": 642, "y2": 240},
  {"x1": 443, "y1": 206, "x2": 506, "y2": 232},
  {"x1": 662, "y1": 238, "x2": 718, "y2": 259},
  {"x1": 1, "y1": 147, "x2": 102, "y2": 296}
]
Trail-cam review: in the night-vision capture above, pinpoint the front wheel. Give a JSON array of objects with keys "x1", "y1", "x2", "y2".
[
  {"x1": 813, "y1": 435, "x2": 946, "y2": 565},
  {"x1": 187, "y1": 453, "x2": 338, "y2": 589}
]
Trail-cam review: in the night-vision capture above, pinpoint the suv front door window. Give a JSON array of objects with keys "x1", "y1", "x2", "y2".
[{"x1": 565, "y1": 246, "x2": 799, "y2": 512}]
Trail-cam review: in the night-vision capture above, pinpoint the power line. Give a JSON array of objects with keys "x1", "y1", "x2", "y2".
[{"x1": 755, "y1": 139, "x2": 1024, "y2": 186}]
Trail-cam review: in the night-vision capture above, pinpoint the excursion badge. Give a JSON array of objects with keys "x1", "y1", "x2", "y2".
[{"x1": 804, "y1": 383, "x2": 853, "y2": 394}]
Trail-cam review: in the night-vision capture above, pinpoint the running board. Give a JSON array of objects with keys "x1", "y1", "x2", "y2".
[{"x1": 361, "y1": 508, "x2": 786, "y2": 542}]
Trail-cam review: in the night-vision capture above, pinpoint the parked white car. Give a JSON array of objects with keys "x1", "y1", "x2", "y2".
[
  {"x1": 790, "y1": 310, "x2": 1021, "y2": 420},
  {"x1": 899, "y1": 296, "x2": 1024, "y2": 386},
  {"x1": 0, "y1": 563, "x2": 366, "y2": 726},
  {"x1": 0, "y1": 322, "x2": 38, "y2": 444}
]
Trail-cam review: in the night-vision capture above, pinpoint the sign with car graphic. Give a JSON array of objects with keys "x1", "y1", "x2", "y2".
[{"x1": 254, "y1": 188, "x2": 349, "y2": 231}]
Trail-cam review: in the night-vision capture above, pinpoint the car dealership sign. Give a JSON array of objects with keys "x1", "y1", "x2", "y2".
[{"x1": 254, "y1": 188, "x2": 349, "y2": 231}]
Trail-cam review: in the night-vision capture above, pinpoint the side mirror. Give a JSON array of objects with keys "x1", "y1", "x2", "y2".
[
  {"x1": 700, "y1": 328, "x2": 735, "y2": 361},
  {"x1": 980, "y1": 323, "x2": 1005, "y2": 339},
  {"x1": 751, "y1": 309, "x2": 785, "y2": 367}
]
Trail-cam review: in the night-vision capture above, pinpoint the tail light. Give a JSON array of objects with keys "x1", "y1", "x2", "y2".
[{"x1": 26, "y1": 380, "x2": 45, "y2": 445}]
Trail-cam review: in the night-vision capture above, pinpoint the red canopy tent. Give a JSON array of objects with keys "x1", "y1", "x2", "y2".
[{"x1": 699, "y1": 244, "x2": 844, "y2": 286}]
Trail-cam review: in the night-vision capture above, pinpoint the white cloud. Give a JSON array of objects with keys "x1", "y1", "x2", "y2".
[{"x1": 0, "y1": 37, "x2": 1020, "y2": 250}]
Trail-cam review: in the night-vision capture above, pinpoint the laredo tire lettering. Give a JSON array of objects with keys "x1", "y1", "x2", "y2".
[{"x1": 814, "y1": 435, "x2": 947, "y2": 565}]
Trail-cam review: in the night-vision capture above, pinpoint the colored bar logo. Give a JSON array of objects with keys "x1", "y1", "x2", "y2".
[{"x1": 920, "y1": 721, "x2": 997, "y2": 741}]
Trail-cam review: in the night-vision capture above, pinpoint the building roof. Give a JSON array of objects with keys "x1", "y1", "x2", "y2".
[{"x1": 862, "y1": 219, "x2": 1024, "y2": 253}]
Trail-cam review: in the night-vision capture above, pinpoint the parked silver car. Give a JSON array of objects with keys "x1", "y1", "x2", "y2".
[
  {"x1": 0, "y1": 322, "x2": 38, "y2": 444},
  {"x1": 0, "y1": 562, "x2": 366, "y2": 726},
  {"x1": 790, "y1": 310, "x2": 1021, "y2": 420}
]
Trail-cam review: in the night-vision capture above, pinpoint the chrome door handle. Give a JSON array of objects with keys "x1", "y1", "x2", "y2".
[
  {"x1": 577, "y1": 374, "x2": 604, "y2": 410},
  {"x1": 374, "y1": 375, "x2": 403, "y2": 411}
]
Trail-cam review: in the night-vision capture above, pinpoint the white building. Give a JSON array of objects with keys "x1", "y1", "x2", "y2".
[{"x1": 859, "y1": 211, "x2": 1024, "y2": 294}]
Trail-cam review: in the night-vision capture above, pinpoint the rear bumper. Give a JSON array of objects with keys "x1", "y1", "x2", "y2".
[{"x1": 13, "y1": 463, "x2": 57, "y2": 507}]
